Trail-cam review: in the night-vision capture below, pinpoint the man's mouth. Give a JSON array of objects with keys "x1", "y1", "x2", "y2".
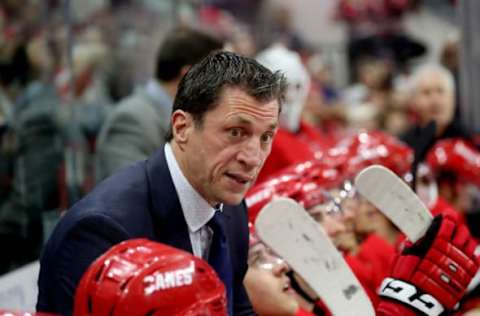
[
  {"x1": 225, "y1": 172, "x2": 253, "y2": 185},
  {"x1": 282, "y1": 279, "x2": 294, "y2": 294}
]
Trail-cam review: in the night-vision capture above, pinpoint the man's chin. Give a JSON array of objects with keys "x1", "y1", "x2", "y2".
[{"x1": 219, "y1": 192, "x2": 246, "y2": 206}]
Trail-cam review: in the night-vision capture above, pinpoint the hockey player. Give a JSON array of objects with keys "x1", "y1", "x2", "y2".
[
  {"x1": 73, "y1": 238, "x2": 227, "y2": 315},
  {"x1": 426, "y1": 138, "x2": 480, "y2": 313},
  {"x1": 246, "y1": 141, "x2": 479, "y2": 315},
  {"x1": 246, "y1": 160, "x2": 389, "y2": 310},
  {"x1": 244, "y1": 226, "x2": 317, "y2": 316},
  {"x1": 254, "y1": 44, "x2": 333, "y2": 184},
  {"x1": 427, "y1": 138, "x2": 480, "y2": 218}
]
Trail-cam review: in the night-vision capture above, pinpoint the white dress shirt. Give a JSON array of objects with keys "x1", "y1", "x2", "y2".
[{"x1": 164, "y1": 143, "x2": 222, "y2": 259}]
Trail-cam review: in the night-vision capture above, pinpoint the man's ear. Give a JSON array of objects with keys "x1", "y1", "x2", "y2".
[
  {"x1": 171, "y1": 110, "x2": 193, "y2": 145},
  {"x1": 180, "y1": 65, "x2": 191, "y2": 78}
]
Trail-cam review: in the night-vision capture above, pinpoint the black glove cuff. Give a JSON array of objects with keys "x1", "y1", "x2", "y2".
[{"x1": 403, "y1": 215, "x2": 443, "y2": 257}]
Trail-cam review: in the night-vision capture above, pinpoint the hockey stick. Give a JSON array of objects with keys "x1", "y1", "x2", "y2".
[
  {"x1": 355, "y1": 165, "x2": 480, "y2": 296},
  {"x1": 354, "y1": 165, "x2": 433, "y2": 243},
  {"x1": 255, "y1": 197, "x2": 376, "y2": 316}
]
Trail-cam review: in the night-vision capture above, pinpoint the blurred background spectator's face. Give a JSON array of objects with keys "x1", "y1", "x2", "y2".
[
  {"x1": 358, "y1": 59, "x2": 390, "y2": 90},
  {"x1": 413, "y1": 70, "x2": 455, "y2": 132}
]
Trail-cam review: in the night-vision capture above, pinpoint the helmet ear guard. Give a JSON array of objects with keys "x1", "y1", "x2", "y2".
[{"x1": 74, "y1": 239, "x2": 226, "y2": 316}]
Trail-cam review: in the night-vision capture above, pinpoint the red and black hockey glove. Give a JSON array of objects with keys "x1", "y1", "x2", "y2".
[{"x1": 377, "y1": 214, "x2": 479, "y2": 316}]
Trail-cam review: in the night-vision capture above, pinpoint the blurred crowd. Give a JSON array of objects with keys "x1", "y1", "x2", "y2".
[{"x1": 1, "y1": 0, "x2": 479, "y2": 313}]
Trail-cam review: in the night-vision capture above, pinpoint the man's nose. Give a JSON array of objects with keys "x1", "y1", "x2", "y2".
[
  {"x1": 238, "y1": 138, "x2": 263, "y2": 168},
  {"x1": 330, "y1": 217, "x2": 347, "y2": 235},
  {"x1": 272, "y1": 258, "x2": 289, "y2": 276},
  {"x1": 342, "y1": 206, "x2": 355, "y2": 222}
]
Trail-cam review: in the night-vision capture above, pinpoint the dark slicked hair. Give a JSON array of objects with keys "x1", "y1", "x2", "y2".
[{"x1": 165, "y1": 51, "x2": 287, "y2": 142}]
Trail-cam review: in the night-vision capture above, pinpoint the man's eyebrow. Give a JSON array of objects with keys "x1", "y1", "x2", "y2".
[
  {"x1": 228, "y1": 116, "x2": 278, "y2": 130},
  {"x1": 231, "y1": 116, "x2": 253, "y2": 125},
  {"x1": 268, "y1": 123, "x2": 278, "y2": 131}
]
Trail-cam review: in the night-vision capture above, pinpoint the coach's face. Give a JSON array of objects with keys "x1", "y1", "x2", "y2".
[
  {"x1": 413, "y1": 71, "x2": 455, "y2": 133},
  {"x1": 172, "y1": 87, "x2": 279, "y2": 205}
]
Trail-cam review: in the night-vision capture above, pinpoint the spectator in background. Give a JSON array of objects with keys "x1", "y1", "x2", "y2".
[
  {"x1": 198, "y1": 6, "x2": 257, "y2": 57},
  {"x1": 401, "y1": 64, "x2": 480, "y2": 258},
  {"x1": 337, "y1": 0, "x2": 426, "y2": 82},
  {"x1": 402, "y1": 63, "x2": 471, "y2": 145},
  {"x1": 95, "y1": 27, "x2": 223, "y2": 182},
  {"x1": 302, "y1": 53, "x2": 350, "y2": 140},
  {"x1": 255, "y1": 2, "x2": 310, "y2": 54},
  {"x1": 0, "y1": 10, "x2": 65, "y2": 274},
  {"x1": 440, "y1": 36, "x2": 462, "y2": 122}
]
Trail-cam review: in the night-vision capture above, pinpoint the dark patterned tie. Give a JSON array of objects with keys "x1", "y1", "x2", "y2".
[{"x1": 207, "y1": 211, "x2": 233, "y2": 315}]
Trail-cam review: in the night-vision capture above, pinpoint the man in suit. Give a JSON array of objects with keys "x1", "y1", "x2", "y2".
[
  {"x1": 95, "y1": 28, "x2": 223, "y2": 182},
  {"x1": 37, "y1": 51, "x2": 287, "y2": 315}
]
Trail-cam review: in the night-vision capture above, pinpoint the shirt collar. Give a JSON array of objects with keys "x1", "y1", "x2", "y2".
[
  {"x1": 145, "y1": 79, "x2": 173, "y2": 113},
  {"x1": 164, "y1": 143, "x2": 221, "y2": 232}
]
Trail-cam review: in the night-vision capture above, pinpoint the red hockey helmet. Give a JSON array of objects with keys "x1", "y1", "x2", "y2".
[
  {"x1": 296, "y1": 162, "x2": 347, "y2": 211},
  {"x1": 246, "y1": 171, "x2": 302, "y2": 223},
  {"x1": 246, "y1": 158, "x2": 343, "y2": 221},
  {"x1": 427, "y1": 138, "x2": 480, "y2": 187},
  {"x1": 334, "y1": 130, "x2": 413, "y2": 178},
  {"x1": 73, "y1": 239, "x2": 226, "y2": 316},
  {"x1": 246, "y1": 158, "x2": 348, "y2": 223}
]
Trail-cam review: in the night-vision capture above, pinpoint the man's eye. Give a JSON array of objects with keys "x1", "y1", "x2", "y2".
[
  {"x1": 312, "y1": 212, "x2": 324, "y2": 223},
  {"x1": 260, "y1": 133, "x2": 273, "y2": 144},
  {"x1": 229, "y1": 128, "x2": 242, "y2": 138}
]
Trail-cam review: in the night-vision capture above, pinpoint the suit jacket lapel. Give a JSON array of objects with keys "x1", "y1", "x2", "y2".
[{"x1": 145, "y1": 147, "x2": 193, "y2": 253}]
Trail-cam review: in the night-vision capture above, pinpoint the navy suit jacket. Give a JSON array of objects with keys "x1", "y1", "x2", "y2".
[{"x1": 37, "y1": 148, "x2": 254, "y2": 315}]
